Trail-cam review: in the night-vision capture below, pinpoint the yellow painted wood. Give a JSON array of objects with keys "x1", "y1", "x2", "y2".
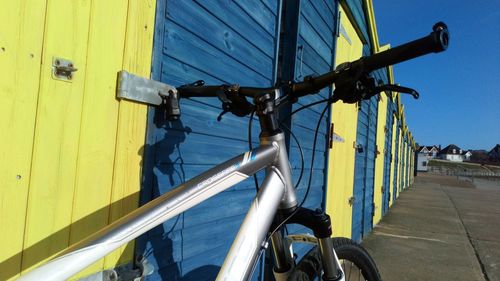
[
  {"x1": 373, "y1": 94, "x2": 387, "y2": 225},
  {"x1": 402, "y1": 141, "x2": 406, "y2": 190},
  {"x1": 104, "y1": 0, "x2": 156, "y2": 268},
  {"x1": 21, "y1": 0, "x2": 92, "y2": 274},
  {"x1": 68, "y1": 0, "x2": 129, "y2": 277},
  {"x1": 0, "y1": 1, "x2": 47, "y2": 279},
  {"x1": 396, "y1": 128, "x2": 403, "y2": 197},
  {"x1": 364, "y1": 0, "x2": 379, "y2": 53},
  {"x1": 16, "y1": 0, "x2": 156, "y2": 278},
  {"x1": 389, "y1": 115, "x2": 397, "y2": 207},
  {"x1": 325, "y1": 5, "x2": 362, "y2": 238},
  {"x1": 370, "y1": 39, "x2": 390, "y2": 225}
]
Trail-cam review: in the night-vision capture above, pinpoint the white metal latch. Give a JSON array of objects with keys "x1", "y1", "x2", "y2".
[
  {"x1": 52, "y1": 57, "x2": 77, "y2": 81},
  {"x1": 116, "y1": 71, "x2": 177, "y2": 106},
  {"x1": 116, "y1": 71, "x2": 180, "y2": 120}
]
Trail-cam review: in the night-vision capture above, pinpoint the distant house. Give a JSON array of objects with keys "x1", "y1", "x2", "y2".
[
  {"x1": 462, "y1": 150, "x2": 472, "y2": 161},
  {"x1": 417, "y1": 145, "x2": 439, "y2": 171},
  {"x1": 469, "y1": 150, "x2": 489, "y2": 163},
  {"x1": 488, "y1": 144, "x2": 500, "y2": 162},
  {"x1": 438, "y1": 144, "x2": 465, "y2": 162}
]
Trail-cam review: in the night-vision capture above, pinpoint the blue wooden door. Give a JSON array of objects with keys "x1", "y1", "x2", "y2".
[
  {"x1": 400, "y1": 137, "x2": 406, "y2": 191},
  {"x1": 139, "y1": 1, "x2": 281, "y2": 280},
  {"x1": 406, "y1": 140, "x2": 410, "y2": 187},
  {"x1": 404, "y1": 137, "x2": 409, "y2": 189},
  {"x1": 285, "y1": 0, "x2": 337, "y2": 257},
  {"x1": 382, "y1": 100, "x2": 394, "y2": 215},
  {"x1": 351, "y1": 94, "x2": 378, "y2": 242},
  {"x1": 363, "y1": 96, "x2": 378, "y2": 235},
  {"x1": 393, "y1": 122, "x2": 400, "y2": 202}
]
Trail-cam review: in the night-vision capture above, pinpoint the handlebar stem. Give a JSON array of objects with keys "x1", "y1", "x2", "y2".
[{"x1": 254, "y1": 93, "x2": 281, "y2": 138}]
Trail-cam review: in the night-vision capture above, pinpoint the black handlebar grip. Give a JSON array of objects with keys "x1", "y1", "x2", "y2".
[
  {"x1": 177, "y1": 85, "x2": 222, "y2": 97},
  {"x1": 361, "y1": 22, "x2": 449, "y2": 72}
]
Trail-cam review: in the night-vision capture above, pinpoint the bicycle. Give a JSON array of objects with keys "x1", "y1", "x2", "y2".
[{"x1": 19, "y1": 22, "x2": 449, "y2": 281}]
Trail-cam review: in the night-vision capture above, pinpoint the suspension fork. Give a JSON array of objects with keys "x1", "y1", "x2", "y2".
[
  {"x1": 254, "y1": 93, "x2": 342, "y2": 280},
  {"x1": 270, "y1": 207, "x2": 344, "y2": 281}
]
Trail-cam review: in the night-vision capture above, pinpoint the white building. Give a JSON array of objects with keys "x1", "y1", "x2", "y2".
[
  {"x1": 438, "y1": 144, "x2": 465, "y2": 162},
  {"x1": 463, "y1": 150, "x2": 472, "y2": 161},
  {"x1": 417, "y1": 145, "x2": 439, "y2": 171}
]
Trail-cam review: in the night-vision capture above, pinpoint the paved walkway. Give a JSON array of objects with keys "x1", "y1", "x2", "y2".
[{"x1": 362, "y1": 173, "x2": 500, "y2": 281}]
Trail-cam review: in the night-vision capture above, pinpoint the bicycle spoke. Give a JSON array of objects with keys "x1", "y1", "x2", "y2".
[{"x1": 339, "y1": 259, "x2": 369, "y2": 281}]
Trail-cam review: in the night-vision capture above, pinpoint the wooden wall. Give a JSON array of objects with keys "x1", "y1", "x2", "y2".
[{"x1": 0, "y1": 0, "x2": 156, "y2": 279}]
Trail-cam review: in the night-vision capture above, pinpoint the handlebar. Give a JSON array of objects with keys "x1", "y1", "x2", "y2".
[
  {"x1": 290, "y1": 22, "x2": 449, "y2": 99},
  {"x1": 361, "y1": 22, "x2": 449, "y2": 73},
  {"x1": 176, "y1": 22, "x2": 449, "y2": 110}
]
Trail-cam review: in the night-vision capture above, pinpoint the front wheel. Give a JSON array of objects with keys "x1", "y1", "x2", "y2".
[{"x1": 287, "y1": 237, "x2": 381, "y2": 281}]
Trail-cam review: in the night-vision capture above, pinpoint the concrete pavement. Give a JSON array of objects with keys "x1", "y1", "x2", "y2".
[{"x1": 362, "y1": 173, "x2": 500, "y2": 281}]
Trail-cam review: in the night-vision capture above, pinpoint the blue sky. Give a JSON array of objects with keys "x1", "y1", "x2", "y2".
[{"x1": 373, "y1": 0, "x2": 500, "y2": 150}]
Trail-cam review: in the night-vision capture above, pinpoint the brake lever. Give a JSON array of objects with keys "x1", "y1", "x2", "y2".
[
  {"x1": 375, "y1": 84, "x2": 420, "y2": 99},
  {"x1": 214, "y1": 84, "x2": 255, "y2": 121}
]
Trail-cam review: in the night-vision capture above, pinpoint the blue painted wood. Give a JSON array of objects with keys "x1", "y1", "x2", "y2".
[
  {"x1": 352, "y1": 91, "x2": 378, "y2": 242},
  {"x1": 403, "y1": 137, "x2": 409, "y2": 189},
  {"x1": 363, "y1": 96, "x2": 377, "y2": 235},
  {"x1": 400, "y1": 137, "x2": 405, "y2": 191},
  {"x1": 401, "y1": 136, "x2": 408, "y2": 190},
  {"x1": 285, "y1": 0, "x2": 337, "y2": 259},
  {"x1": 140, "y1": 1, "x2": 280, "y2": 280},
  {"x1": 393, "y1": 121, "x2": 400, "y2": 202},
  {"x1": 345, "y1": 0, "x2": 370, "y2": 46},
  {"x1": 382, "y1": 99, "x2": 394, "y2": 215},
  {"x1": 352, "y1": 100, "x2": 368, "y2": 242},
  {"x1": 407, "y1": 139, "x2": 411, "y2": 187},
  {"x1": 401, "y1": 138, "x2": 405, "y2": 191}
]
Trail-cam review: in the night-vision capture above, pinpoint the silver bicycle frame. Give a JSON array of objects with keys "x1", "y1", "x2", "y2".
[
  {"x1": 19, "y1": 133, "x2": 343, "y2": 281},
  {"x1": 18, "y1": 135, "x2": 284, "y2": 281}
]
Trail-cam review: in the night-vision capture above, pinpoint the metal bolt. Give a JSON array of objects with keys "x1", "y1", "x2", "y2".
[
  {"x1": 68, "y1": 63, "x2": 73, "y2": 68},
  {"x1": 16, "y1": 175, "x2": 22, "y2": 180},
  {"x1": 30, "y1": 53, "x2": 34, "y2": 58},
  {"x1": 55, "y1": 59, "x2": 60, "y2": 65},
  {"x1": 1, "y1": 47, "x2": 5, "y2": 52}
]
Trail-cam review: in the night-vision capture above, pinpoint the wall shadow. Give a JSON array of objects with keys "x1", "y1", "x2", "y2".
[
  {"x1": 0, "y1": 192, "x2": 139, "y2": 280},
  {"x1": 136, "y1": 105, "x2": 220, "y2": 280},
  {"x1": 1, "y1": 107, "x2": 227, "y2": 280}
]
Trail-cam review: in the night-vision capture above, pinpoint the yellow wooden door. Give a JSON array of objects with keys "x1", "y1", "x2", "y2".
[
  {"x1": 389, "y1": 114, "x2": 397, "y2": 207},
  {"x1": 373, "y1": 93, "x2": 387, "y2": 225},
  {"x1": 0, "y1": 0, "x2": 156, "y2": 279},
  {"x1": 325, "y1": 6, "x2": 364, "y2": 238},
  {"x1": 0, "y1": 1, "x2": 48, "y2": 279}
]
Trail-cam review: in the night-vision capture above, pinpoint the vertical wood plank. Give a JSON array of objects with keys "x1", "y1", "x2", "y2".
[
  {"x1": 21, "y1": 0, "x2": 92, "y2": 273},
  {"x1": 325, "y1": 5, "x2": 362, "y2": 238},
  {"x1": 373, "y1": 95, "x2": 387, "y2": 225},
  {"x1": 1, "y1": 0, "x2": 155, "y2": 278},
  {"x1": 104, "y1": 0, "x2": 156, "y2": 268},
  {"x1": 396, "y1": 126, "x2": 402, "y2": 197},
  {"x1": 68, "y1": 0, "x2": 129, "y2": 277},
  {"x1": 0, "y1": 0, "x2": 47, "y2": 279}
]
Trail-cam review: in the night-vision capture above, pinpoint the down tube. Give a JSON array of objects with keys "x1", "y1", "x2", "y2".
[
  {"x1": 18, "y1": 145, "x2": 278, "y2": 281},
  {"x1": 217, "y1": 168, "x2": 286, "y2": 281}
]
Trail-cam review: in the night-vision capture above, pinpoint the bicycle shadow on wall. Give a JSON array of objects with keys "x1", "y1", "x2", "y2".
[
  {"x1": 0, "y1": 114, "x2": 218, "y2": 280},
  {"x1": 137, "y1": 104, "x2": 221, "y2": 280},
  {"x1": 0, "y1": 195, "x2": 138, "y2": 280}
]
